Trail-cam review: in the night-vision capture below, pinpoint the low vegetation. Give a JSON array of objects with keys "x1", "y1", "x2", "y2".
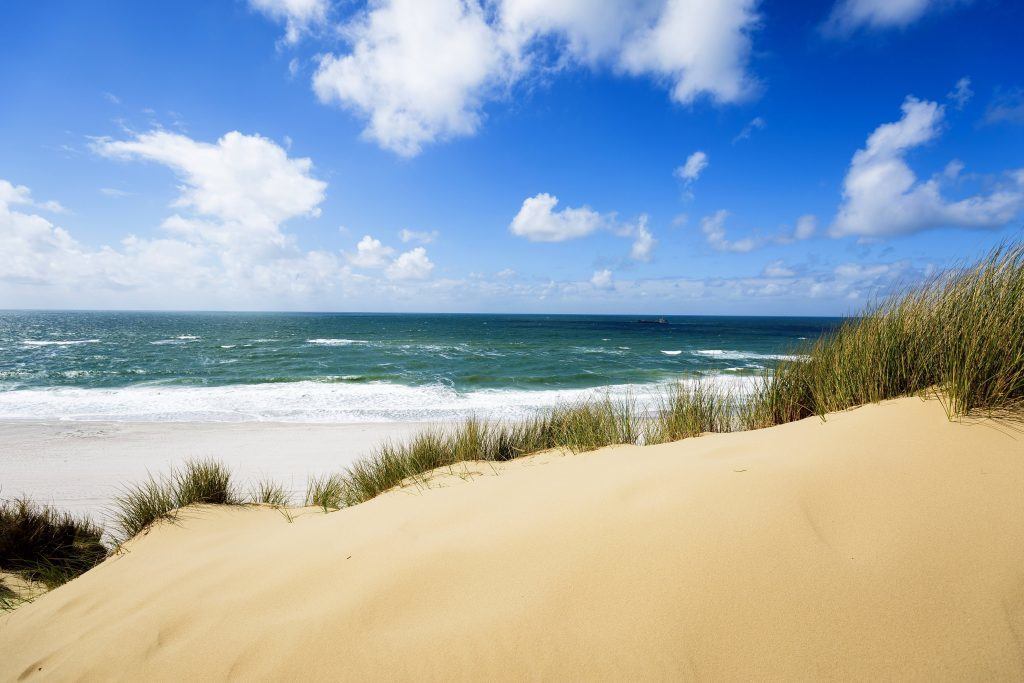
[
  {"x1": 5, "y1": 243, "x2": 1023, "y2": 600},
  {"x1": 0, "y1": 579, "x2": 17, "y2": 611},
  {"x1": 305, "y1": 386, "x2": 734, "y2": 508},
  {"x1": 111, "y1": 459, "x2": 241, "y2": 543},
  {"x1": 251, "y1": 478, "x2": 292, "y2": 507},
  {"x1": 745, "y1": 243, "x2": 1024, "y2": 426},
  {"x1": 0, "y1": 497, "x2": 107, "y2": 604}
]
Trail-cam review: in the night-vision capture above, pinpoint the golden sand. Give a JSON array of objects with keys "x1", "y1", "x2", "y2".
[{"x1": 3, "y1": 397, "x2": 1024, "y2": 680}]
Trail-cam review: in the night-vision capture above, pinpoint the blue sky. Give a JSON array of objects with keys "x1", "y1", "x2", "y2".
[{"x1": 1, "y1": 0, "x2": 1022, "y2": 315}]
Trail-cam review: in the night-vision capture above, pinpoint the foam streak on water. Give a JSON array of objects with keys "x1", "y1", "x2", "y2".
[{"x1": 0, "y1": 376, "x2": 758, "y2": 423}]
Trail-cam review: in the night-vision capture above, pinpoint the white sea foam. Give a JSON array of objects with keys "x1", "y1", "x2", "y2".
[
  {"x1": 306, "y1": 338, "x2": 368, "y2": 346},
  {"x1": 150, "y1": 336, "x2": 201, "y2": 345},
  {"x1": 220, "y1": 345, "x2": 236, "y2": 349},
  {"x1": 0, "y1": 375, "x2": 758, "y2": 424},
  {"x1": 661, "y1": 350, "x2": 683, "y2": 356},
  {"x1": 21, "y1": 339, "x2": 99, "y2": 347},
  {"x1": 693, "y1": 349, "x2": 803, "y2": 362}
]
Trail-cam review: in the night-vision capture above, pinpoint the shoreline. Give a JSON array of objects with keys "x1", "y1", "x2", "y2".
[
  {"x1": 0, "y1": 419, "x2": 432, "y2": 517},
  {"x1": 0, "y1": 374, "x2": 762, "y2": 423}
]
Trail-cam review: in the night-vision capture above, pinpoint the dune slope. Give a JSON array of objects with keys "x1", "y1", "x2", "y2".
[{"x1": 3, "y1": 397, "x2": 1024, "y2": 680}]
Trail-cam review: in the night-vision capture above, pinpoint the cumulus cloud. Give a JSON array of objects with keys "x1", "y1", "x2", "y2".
[
  {"x1": 509, "y1": 192, "x2": 605, "y2": 242},
  {"x1": 346, "y1": 233, "x2": 438, "y2": 280},
  {"x1": 311, "y1": 0, "x2": 762, "y2": 156},
  {"x1": 831, "y1": 96, "x2": 1024, "y2": 238},
  {"x1": 616, "y1": 0, "x2": 759, "y2": 105},
  {"x1": 510, "y1": 192, "x2": 656, "y2": 260},
  {"x1": 249, "y1": 0, "x2": 329, "y2": 44},
  {"x1": 386, "y1": 247, "x2": 435, "y2": 280},
  {"x1": 0, "y1": 132, "x2": 374, "y2": 308},
  {"x1": 346, "y1": 235, "x2": 396, "y2": 268},
  {"x1": 399, "y1": 228, "x2": 438, "y2": 244},
  {"x1": 629, "y1": 217, "x2": 657, "y2": 262},
  {"x1": 94, "y1": 130, "x2": 326, "y2": 252},
  {"x1": 590, "y1": 268, "x2": 614, "y2": 289},
  {"x1": 0, "y1": 180, "x2": 66, "y2": 214},
  {"x1": 674, "y1": 151, "x2": 709, "y2": 186},
  {"x1": 823, "y1": 0, "x2": 971, "y2": 34},
  {"x1": 313, "y1": 0, "x2": 510, "y2": 157}
]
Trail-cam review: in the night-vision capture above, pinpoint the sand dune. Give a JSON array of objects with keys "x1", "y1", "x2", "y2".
[{"x1": 3, "y1": 397, "x2": 1024, "y2": 680}]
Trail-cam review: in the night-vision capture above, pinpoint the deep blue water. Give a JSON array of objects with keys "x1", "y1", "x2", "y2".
[{"x1": 0, "y1": 312, "x2": 839, "y2": 422}]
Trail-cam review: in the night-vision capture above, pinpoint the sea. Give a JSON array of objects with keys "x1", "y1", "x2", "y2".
[{"x1": 0, "y1": 311, "x2": 839, "y2": 423}]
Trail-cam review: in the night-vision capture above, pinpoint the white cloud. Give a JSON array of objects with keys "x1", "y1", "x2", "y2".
[
  {"x1": 387, "y1": 247, "x2": 435, "y2": 280},
  {"x1": 699, "y1": 209, "x2": 816, "y2": 252},
  {"x1": 793, "y1": 214, "x2": 817, "y2": 240},
  {"x1": 2, "y1": 174, "x2": 935, "y2": 313},
  {"x1": 496, "y1": 268, "x2": 516, "y2": 279},
  {"x1": 674, "y1": 150, "x2": 708, "y2": 185},
  {"x1": 95, "y1": 130, "x2": 326, "y2": 251},
  {"x1": 346, "y1": 234, "x2": 438, "y2": 281},
  {"x1": 313, "y1": 0, "x2": 509, "y2": 157},
  {"x1": 590, "y1": 268, "x2": 614, "y2": 289},
  {"x1": 831, "y1": 96, "x2": 1024, "y2": 238},
  {"x1": 509, "y1": 192, "x2": 604, "y2": 242},
  {"x1": 510, "y1": 192, "x2": 656, "y2": 260},
  {"x1": 700, "y1": 210, "x2": 757, "y2": 253},
  {"x1": 775, "y1": 214, "x2": 817, "y2": 244},
  {"x1": 100, "y1": 187, "x2": 132, "y2": 198},
  {"x1": 629, "y1": 216, "x2": 657, "y2": 262},
  {"x1": 312, "y1": 0, "x2": 762, "y2": 156},
  {"x1": 0, "y1": 132, "x2": 363, "y2": 308},
  {"x1": 250, "y1": 0, "x2": 329, "y2": 44},
  {"x1": 399, "y1": 228, "x2": 439, "y2": 244},
  {"x1": 823, "y1": 0, "x2": 971, "y2": 33},
  {"x1": 347, "y1": 235, "x2": 396, "y2": 269},
  {"x1": 0, "y1": 180, "x2": 66, "y2": 214},
  {"x1": 947, "y1": 77, "x2": 972, "y2": 109},
  {"x1": 617, "y1": 0, "x2": 759, "y2": 105}
]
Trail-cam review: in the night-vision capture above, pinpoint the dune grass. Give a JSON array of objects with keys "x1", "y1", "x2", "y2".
[
  {"x1": 251, "y1": 479, "x2": 292, "y2": 507},
  {"x1": 303, "y1": 385, "x2": 732, "y2": 508},
  {"x1": 744, "y1": 244, "x2": 1024, "y2": 427},
  {"x1": 0, "y1": 579, "x2": 15, "y2": 609},
  {"x1": 111, "y1": 459, "x2": 241, "y2": 543},
  {"x1": 0, "y1": 497, "x2": 107, "y2": 590}
]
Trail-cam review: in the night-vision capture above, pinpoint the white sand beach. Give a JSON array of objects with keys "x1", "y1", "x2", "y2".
[{"x1": 0, "y1": 420, "x2": 428, "y2": 517}]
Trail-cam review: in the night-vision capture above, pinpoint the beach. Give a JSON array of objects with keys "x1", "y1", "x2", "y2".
[
  {"x1": 0, "y1": 311, "x2": 802, "y2": 515},
  {"x1": 4, "y1": 396, "x2": 1024, "y2": 679},
  {"x1": 0, "y1": 420, "x2": 428, "y2": 517}
]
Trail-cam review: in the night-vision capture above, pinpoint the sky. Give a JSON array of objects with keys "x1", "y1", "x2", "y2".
[{"x1": 1, "y1": 0, "x2": 1022, "y2": 315}]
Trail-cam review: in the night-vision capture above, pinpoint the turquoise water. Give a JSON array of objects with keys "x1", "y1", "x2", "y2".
[{"x1": 0, "y1": 312, "x2": 838, "y2": 422}]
